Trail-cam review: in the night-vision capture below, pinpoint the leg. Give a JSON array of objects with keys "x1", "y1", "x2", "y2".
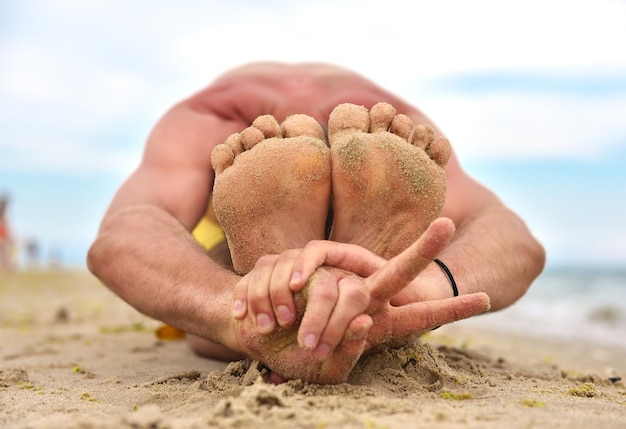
[{"x1": 328, "y1": 102, "x2": 450, "y2": 259}]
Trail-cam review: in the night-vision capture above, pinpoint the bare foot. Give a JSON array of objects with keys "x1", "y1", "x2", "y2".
[
  {"x1": 211, "y1": 114, "x2": 331, "y2": 274},
  {"x1": 328, "y1": 102, "x2": 451, "y2": 259}
]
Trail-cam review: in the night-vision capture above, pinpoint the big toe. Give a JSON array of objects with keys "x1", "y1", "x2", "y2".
[
  {"x1": 252, "y1": 115, "x2": 282, "y2": 139},
  {"x1": 328, "y1": 103, "x2": 370, "y2": 144},
  {"x1": 369, "y1": 102, "x2": 396, "y2": 133},
  {"x1": 282, "y1": 114, "x2": 326, "y2": 142}
]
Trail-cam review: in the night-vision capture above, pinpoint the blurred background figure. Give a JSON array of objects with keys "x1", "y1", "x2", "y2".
[
  {"x1": 24, "y1": 237, "x2": 41, "y2": 269},
  {"x1": 0, "y1": 193, "x2": 15, "y2": 270}
]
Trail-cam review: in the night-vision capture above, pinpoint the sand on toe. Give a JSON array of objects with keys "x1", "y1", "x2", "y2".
[
  {"x1": 2, "y1": 269, "x2": 625, "y2": 429},
  {"x1": 327, "y1": 102, "x2": 449, "y2": 259},
  {"x1": 211, "y1": 113, "x2": 331, "y2": 274}
]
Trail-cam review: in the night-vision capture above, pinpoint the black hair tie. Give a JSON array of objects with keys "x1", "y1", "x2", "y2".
[
  {"x1": 433, "y1": 258, "x2": 459, "y2": 297},
  {"x1": 431, "y1": 258, "x2": 459, "y2": 331}
]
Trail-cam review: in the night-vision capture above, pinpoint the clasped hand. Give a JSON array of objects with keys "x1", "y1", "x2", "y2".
[{"x1": 230, "y1": 218, "x2": 490, "y2": 383}]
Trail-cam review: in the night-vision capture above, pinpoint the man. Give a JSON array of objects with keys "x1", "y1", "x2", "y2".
[{"x1": 87, "y1": 62, "x2": 545, "y2": 383}]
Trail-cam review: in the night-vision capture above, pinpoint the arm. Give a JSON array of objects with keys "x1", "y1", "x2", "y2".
[
  {"x1": 436, "y1": 155, "x2": 546, "y2": 310},
  {"x1": 87, "y1": 96, "x2": 246, "y2": 352},
  {"x1": 389, "y1": 149, "x2": 546, "y2": 310}
]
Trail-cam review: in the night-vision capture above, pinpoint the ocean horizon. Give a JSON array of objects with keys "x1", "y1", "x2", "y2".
[{"x1": 459, "y1": 265, "x2": 626, "y2": 350}]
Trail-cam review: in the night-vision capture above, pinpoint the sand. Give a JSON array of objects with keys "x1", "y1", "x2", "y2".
[{"x1": 1, "y1": 270, "x2": 625, "y2": 429}]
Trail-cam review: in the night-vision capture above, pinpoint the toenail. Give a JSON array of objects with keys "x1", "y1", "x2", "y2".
[
  {"x1": 289, "y1": 271, "x2": 302, "y2": 289},
  {"x1": 276, "y1": 305, "x2": 293, "y2": 325},
  {"x1": 256, "y1": 313, "x2": 274, "y2": 332}
]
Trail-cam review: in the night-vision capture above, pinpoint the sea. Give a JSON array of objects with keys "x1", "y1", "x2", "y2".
[{"x1": 459, "y1": 266, "x2": 626, "y2": 350}]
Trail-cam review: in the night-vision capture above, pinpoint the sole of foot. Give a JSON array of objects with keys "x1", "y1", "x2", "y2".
[{"x1": 328, "y1": 102, "x2": 450, "y2": 259}]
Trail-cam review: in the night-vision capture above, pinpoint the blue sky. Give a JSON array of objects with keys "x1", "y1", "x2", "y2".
[{"x1": 1, "y1": 0, "x2": 625, "y2": 267}]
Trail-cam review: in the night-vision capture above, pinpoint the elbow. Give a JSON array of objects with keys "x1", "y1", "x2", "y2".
[
  {"x1": 515, "y1": 233, "x2": 546, "y2": 301},
  {"x1": 86, "y1": 235, "x2": 109, "y2": 279},
  {"x1": 527, "y1": 235, "x2": 547, "y2": 281}
]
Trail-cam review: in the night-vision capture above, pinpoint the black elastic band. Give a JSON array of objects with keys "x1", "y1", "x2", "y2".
[
  {"x1": 430, "y1": 258, "x2": 459, "y2": 331},
  {"x1": 434, "y1": 258, "x2": 459, "y2": 297}
]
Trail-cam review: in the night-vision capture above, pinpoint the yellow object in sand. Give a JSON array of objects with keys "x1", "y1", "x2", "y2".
[{"x1": 191, "y1": 215, "x2": 226, "y2": 251}]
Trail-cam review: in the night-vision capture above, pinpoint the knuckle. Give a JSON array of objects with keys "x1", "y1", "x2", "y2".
[
  {"x1": 305, "y1": 239, "x2": 323, "y2": 249},
  {"x1": 283, "y1": 248, "x2": 301, "y2": 258},
  {"x1": 255, "y1": 254, "x2": 277, "y2": 267},
  {"x1": 247, "y1": 284, "x2": 267, "y2": 302},
  {"x1": 350, "y1": 288, "x2": 370, "y2": 307},
  {"x1": 315, "y1": 286, "x2": 338, "y2": 304},
  {"x1": 269, "y1": 285, "x2": 288, "y2": 302},
  {"x1": 303, "y1": 239, "x2": 330, "y2": 255},
  {"x1": 341, "y1": 279, "x2": 369, "y2": 304}
]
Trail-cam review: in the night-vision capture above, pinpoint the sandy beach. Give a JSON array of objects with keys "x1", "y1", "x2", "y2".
[{"x1": 1, "y1": 270, "x2": 625, "y2": 429}]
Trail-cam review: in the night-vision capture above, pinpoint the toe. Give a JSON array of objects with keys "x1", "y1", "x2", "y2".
[
  {"x1": 389, "y1": 113, "x2": 414, "y2": 141},
  {"x1": 328, "y1": 103, "x2": 370, "y2": 143},
  {"x1": 369, "y1": 102, "x2": 396, "y2": 133},
  {"x1": 410, "y1": 123, "x2": 435, "y2": 149},
  {"x1": 427, "y1": 136, "x2": 452, "y2": 168},
  {"x1": 281, "y1": 114, "x2": 326, "y2": 141},
  {"x1": 224, "y1": 133, "x2": 244, "y2": 156},
  {"x1": 252, "y1": 115, "x2": 282, "y2": 138},
  {"x1": 240, "y1": 126, "x2": 265, "y2": 150},
  {"x1": 211, "y1": 144, "x2": 235, "y2": 174}
]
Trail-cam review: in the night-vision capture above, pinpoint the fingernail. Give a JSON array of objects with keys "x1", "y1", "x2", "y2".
[
  {"x1": 349, "y1": 327, "x2": 368, "y2": 341},
  {"x1": 256, "y1": 313, "x2": 274, "y2": 332},
  {"x1": 276, "y1": 305, "x2": 293, "y2": 325},
  {"x1": 289, "y1": 271, "x2": 302, "y2": 288},
  {"x1": 232, "y1": 300, "x2": 245, "y2": 317},
  {"x1": 303, "y1": 333, "x2": 317, "y2": 349},
  {"x1": 314, "y1": 343, "x2": 331, "y2": 360}
]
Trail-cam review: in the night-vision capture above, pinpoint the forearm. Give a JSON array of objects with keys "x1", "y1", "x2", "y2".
[
  {"x1": 87, "y1": 204, "x2": 241, "y2": 351},
  {"x1": 440, "y1": 206, "x2": 545, "y2": 311}
]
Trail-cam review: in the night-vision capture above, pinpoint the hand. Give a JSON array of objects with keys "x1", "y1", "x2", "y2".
[
  {"x1": 231, "y1": 266, "x2": 373, "y2": 384},
  {"x1": 234, "y1": 218, "x2": 490, "y2": 367},
  {"x1": 290, "y1": 218, "x2": 491, "y2": 349},
  {"x1": 231, "y1": 251, "x2": 375, "y2": 360}
]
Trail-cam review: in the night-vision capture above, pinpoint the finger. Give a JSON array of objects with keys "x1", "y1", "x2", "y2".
[
  {"x1": 269, "y1": 250, "x2": 300, "y2": 328},
  {"x1": 231, "y1": 275, "x2": 250, "y2": 319},
  {"x1": 246, "y1": 255, "x2": 279, "y2": 334},
  {"x1": 313, "y1": 277, "x2": 370, "y2": 359},
  {"x1": 316, "y1": 314, "x2": 372, "y2": 384},
  {"x1": 368, "y1": 218, "x2": 455, "y2": 301},
  {"x1": 390, "y1": 292, "x2": 491, "y2": 338},
  {"x1": 296, "y1": 270, "x2": 339, "y2": 350},
  {"x1": 289, "y1": 240, "x2": 386, "y2": 292}
]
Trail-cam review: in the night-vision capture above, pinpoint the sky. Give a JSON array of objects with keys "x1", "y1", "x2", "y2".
[{"x1": 1, "y1": 0, "x2": 625, "y2": 268}]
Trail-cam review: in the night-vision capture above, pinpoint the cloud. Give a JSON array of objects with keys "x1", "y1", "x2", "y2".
[
  {"x1": 0, "y1": 131, "x2": 142, "y2": 176},
  {"x1": 419, "y1": 91, "x2": 626, "y2": 161},
  {"x1": 2, "y1": 0, "x2": 626, "y2": 267},
  {"x1": 430, "y1": 72, "x2": 626, "y2": 97},
  {"x1": 1, "y1": 0, "x2": 626, "y2": 176}
]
